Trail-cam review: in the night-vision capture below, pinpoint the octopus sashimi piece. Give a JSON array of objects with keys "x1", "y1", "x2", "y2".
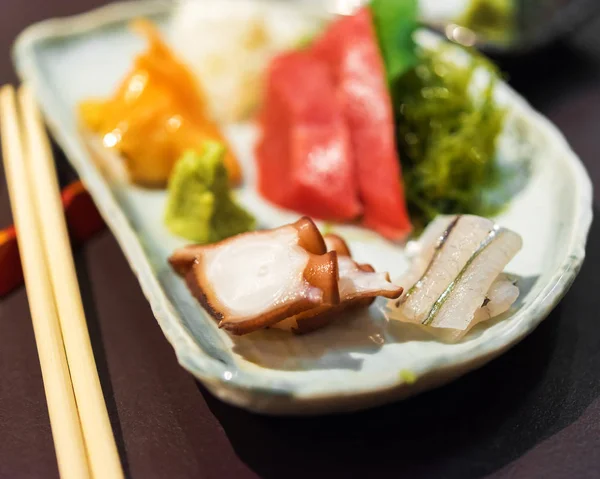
[
  {"x1": 323, "y1": 233, "x2": 351, "y2": 257},
  {"x1": 169, "y1": 216, "x2": 327, "y2": 276},
  {"x1": 274, "y1": 234, "x2": 403, "y2": 334},
  {"x1": 387, "y1": 215, "x2": 523, "y2": 341},
  {"x1": 169, "y1": 217, "x2": 340, "y2": 335}
]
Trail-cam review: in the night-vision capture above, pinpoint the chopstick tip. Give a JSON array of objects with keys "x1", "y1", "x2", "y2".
[{"x1": 0, "y1": 84, "x2": 16, "y2": 101}]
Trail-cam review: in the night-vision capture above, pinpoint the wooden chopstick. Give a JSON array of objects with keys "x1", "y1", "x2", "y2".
[
  {"x1": 0, "y1": 85, "x2": 91, "y2": 479},
  {"x1": 17, "y1": 85, "x2": 124, "y2": 479}
]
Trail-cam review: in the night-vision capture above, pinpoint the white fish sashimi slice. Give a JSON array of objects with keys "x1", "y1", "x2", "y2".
[
  {"x1": 427, "y1": 228, "x2": 523, "y2": 330},
  {"x1": 386, "y1": 216, "x2": 523, "y2": 342},
  {"x1": 400, "y1": 215, "x2": 495, "y2": 323},
  {"x1": 433, "y1": 274, "x2": 520, "y2": 342},
  {"x1": 400, "y1": 215, "x2": 455, "y2": 288},
  {"x1": 473, "y1": 274, "x2": 520, "y2": 325}
]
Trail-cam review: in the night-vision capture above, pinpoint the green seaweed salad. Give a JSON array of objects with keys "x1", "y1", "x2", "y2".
[{"x1": 371, "y1": 0, "x2": 508, "y2": 231}]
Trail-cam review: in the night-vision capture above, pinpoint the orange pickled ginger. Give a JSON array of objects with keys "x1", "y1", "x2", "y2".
[{"x1": 79, "y1": 19, "x2": 241, "y2": 187}]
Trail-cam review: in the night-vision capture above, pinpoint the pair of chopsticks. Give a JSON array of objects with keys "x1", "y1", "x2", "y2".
[{"x1": 0, "y1": 85, "x2": 124, "y2": 479}]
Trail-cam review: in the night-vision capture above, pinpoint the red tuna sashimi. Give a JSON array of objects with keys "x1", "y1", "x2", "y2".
[
  {"x1": 312, "y1": 7, "x2": 412, "y2": 240},
  {"x1": 256, "y1": 51, "x2": 361, "y2": 221}
]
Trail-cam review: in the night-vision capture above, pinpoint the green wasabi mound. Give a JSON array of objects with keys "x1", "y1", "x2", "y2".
[{"x1": 164, "y1": 142, "x2": 255, "y2": 243}]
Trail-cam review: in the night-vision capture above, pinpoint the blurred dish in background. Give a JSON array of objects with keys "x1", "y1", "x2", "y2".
[
  {"x1": 435, "y1": 0, "x2": 600, "y2": 53},
  {"x1": 332, "y1": 0, "x2": 600, "y2": 53}
]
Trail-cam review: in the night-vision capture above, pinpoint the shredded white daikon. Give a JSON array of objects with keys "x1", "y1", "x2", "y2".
[{"x1": 170, "y1": 0, "x2": 332, "y2": 122}]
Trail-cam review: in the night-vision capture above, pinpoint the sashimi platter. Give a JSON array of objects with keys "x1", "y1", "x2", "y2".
[{"x1": 14, "y1": 0, "x2": 592, "y2": 414}]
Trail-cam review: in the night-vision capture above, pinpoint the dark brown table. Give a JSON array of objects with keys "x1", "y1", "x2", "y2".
[{"x1": 1, "y1": 1, "x2": 600, "y2": 478}]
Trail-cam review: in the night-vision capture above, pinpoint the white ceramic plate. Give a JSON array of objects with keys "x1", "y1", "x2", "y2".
[{"x1": 13, "y1": 0, "x2": 593, "y2": 415}]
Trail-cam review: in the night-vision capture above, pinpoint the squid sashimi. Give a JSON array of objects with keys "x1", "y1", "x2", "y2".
[
  {"x1": 274, "y1": 233, "x2": 403, "y2": 334},
  {"x1": 387, "y1": 215, "x2": 522, "y2": 340},
  {"x1": 169, "y1": 217, "x2": 340, "y2": 335}
]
